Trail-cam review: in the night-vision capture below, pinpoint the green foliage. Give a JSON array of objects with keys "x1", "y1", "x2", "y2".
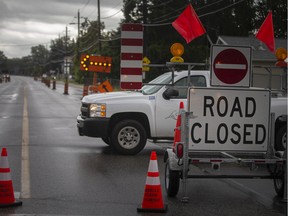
[
  {"x1": 0, "y1": 50, "x2": 8, "y2": 72},
  {"x1": 30, "y1": 44, "x2": 49, "y2": 76},
  {"x1": 3, "y1": 0, "x2": 287, "y2": 81}
]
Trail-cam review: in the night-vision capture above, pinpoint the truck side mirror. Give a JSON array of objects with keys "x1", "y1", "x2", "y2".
[{"x1": 163, "y1": 87, "x2": 179, "y2": 100}]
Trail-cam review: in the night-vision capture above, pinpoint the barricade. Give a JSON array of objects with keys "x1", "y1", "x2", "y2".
[
  {"x1": 63, "y1": 81, "x2": 69, "y2": 95},
  {"x1": 82, "y1": 85, "x2": 89, "y2": 97}
]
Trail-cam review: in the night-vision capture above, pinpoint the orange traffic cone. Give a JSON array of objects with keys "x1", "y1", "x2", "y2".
[
  {"x1": 173, "y1": 101, "x2": 184, "y2": 151},
  {"x1": 0, "y1": 148, "x2": 22, "y2": 208},
  {"x1": 137, "y1": 151, "x2": 167, "y2": 213}
]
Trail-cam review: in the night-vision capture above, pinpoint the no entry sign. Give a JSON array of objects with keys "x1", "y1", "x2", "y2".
[{"x1": 211, "y1": 45, "x2": 252, "y2": 87}]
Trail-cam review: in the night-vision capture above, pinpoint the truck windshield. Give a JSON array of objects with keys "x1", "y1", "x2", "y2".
[{"x1": 141, "y1": 72, "x2": 175, "y2": 95}]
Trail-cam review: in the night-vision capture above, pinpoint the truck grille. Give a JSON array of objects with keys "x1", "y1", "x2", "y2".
[{"x1": 81, "y1": 103, "x2": 89, "y2": 118}]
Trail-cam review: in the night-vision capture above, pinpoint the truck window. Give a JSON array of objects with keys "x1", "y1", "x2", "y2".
[
  {"x1": 141, "y1": 72, "x2": 174, "y2": 95},
  {"x1": 173, "y1": 76, "x2": 206, "y2": 99}
]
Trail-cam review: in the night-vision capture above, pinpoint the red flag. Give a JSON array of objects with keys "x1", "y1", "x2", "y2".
[
  {"x1": 255, "y1": 11, "x2": 275, "y2": 53},
  {"x1": 172, "y1": 4, "x2": 206, "y2": 43}
]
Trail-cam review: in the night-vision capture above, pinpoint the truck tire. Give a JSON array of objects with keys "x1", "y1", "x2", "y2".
[
  {"x1": 165, "y1": 161, "x2": 180, "y2": 197},
  {"x1": 275, "y1": 125, "x2": 287, "y2": 151},
  {"x1": 273, "y1": 164, "x2": 285, "y2": 197},
  {"x1": 110, "y1": 119, "x2": 147, "y2": 155},
  {"x1": 101, "y1": 137, "x2": 110, "y2": 145}
]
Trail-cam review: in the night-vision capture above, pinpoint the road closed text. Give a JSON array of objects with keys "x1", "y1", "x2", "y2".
[{"x1": 188, "y1": 88, "x2": 270, "y2": 151}]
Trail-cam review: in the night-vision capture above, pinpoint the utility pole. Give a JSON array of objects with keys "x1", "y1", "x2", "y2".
[
  {"x1": 69, "y1": 10, "x2": 81, "y2": 58},
  {"x1": 143, "y1": 0, "x2": 147, "y2": 57},
  {"x1": 93, "y1": 0, "x2": 101, "y2": 87},
  {"x1": 63, "y1": 26, "x2": 69, "y2": 95},
  {"x1": 97, "y1": 0, "x2": 101, "y2": 53},
  {"x1": 77, "y1": 9, "x2": 80, "y2": 58}
]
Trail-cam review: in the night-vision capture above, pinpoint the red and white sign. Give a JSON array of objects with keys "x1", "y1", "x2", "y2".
[
  {"x1": 120, "y1": 23, "x2": 143, "y2": 90},
  {"x1": 211, "y1": 45, "x2": 251, "y2": 87}
]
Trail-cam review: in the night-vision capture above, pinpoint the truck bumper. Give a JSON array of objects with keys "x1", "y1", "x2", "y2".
[{"x1": 77, "y1": 115, "x2": 109, "y2": 138}]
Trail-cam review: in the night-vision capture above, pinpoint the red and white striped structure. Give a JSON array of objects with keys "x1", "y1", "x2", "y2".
[{"x1": 120, "y1": 23, "x2": 143, "y2": 90}]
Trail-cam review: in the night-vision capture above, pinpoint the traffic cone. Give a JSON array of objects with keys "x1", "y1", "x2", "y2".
[
  {"x1": 0, "y1": 148, "x2": 22, "y2": 208},
  {"x1": 173, "y1": 101, "x2": 184, "y2": 151},
  {"x1": 137, "y1": 151, "x2": 167, "y2": 213},
  {"x1": 82, "y1": 85, "x2": 88, "y2": 97}
]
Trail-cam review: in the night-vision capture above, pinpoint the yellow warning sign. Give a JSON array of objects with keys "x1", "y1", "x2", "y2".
[
  {"x1": 142, "y1": 56, "x2": 151, "y2": 72},
  {"x1": 98, "y1": 80, "x2": 113, "y2": 93}
]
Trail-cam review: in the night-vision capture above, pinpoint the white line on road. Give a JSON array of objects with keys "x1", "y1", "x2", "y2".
[{"x1": 21, "y1": 85, "x2": 31, "y2": 198}]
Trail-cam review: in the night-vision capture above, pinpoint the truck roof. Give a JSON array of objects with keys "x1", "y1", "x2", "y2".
[{"x1": 173, "y1": 70, "x2": 210, "y2": 78}]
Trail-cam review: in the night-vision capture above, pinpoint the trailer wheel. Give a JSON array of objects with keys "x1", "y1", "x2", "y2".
[
  {"x1": 275, "y1": 125, "x2": 287, "y2": 151},
  {"x1": 165, "y1": 161, "x2": 180, "y2": 197},
  {"x1": 110, "y1": 119, "x2": 146, "y2": 155},
  {"x1": 273, "y1": 164, "x2": 285, "y2": 197}
]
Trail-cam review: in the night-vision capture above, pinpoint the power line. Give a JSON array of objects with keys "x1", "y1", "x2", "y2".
[
  {"x1": 102, "y1": 9, "x2": 122, "y2": 19},
  {"x1": 0, "y1": 42, "x2": 50, "y2": 47},
  {"x1": 146, "y1": 0, "x2": 245, "y2": 27}
]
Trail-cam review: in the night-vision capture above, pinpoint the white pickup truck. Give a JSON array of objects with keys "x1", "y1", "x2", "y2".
[{"x1": 77, "y1": 70, "x2": 287, "y2": 155}]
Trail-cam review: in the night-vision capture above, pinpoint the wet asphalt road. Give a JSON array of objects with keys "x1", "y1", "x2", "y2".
[{"x1": 0, "y1": 76, "x2": 286, "y2": 216}]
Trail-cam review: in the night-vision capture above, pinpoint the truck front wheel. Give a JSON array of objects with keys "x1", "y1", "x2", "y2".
[{"x1": 110, "y1": 119, "x2": 147, "y2": 155}]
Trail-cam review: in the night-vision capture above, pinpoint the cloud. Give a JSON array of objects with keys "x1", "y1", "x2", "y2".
[{"x1": 0, "y1": 0, "x2": 123, "y2": 58}]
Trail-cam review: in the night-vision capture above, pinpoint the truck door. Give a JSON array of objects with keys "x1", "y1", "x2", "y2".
[{"x1": 155, "y1": 75, "x2": 207, "y2": 138}]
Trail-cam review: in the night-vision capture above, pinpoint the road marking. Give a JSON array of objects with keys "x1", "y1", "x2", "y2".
[
  {"x1": 21, "y1": 85, "x2": 31, "y2": 198},
  {"x1": 225, "y1": 178, "x2": 273, "y2": 208}
]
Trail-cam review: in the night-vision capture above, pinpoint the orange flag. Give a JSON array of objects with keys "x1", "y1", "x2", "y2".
[
  {"x1": 255, "y1": 11, "x2": 275, "y2": 53},
  {"x1": 172, "y1": 4, "x2": 206, "y2": 43}
]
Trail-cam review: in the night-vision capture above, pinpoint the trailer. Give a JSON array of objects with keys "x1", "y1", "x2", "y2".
[{"x1": 164, "y1": 87, "x2": 287, "y2": 202}]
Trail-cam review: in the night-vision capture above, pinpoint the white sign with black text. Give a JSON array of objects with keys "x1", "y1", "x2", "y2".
[{"x1": 188, "y1": 87, "x2": 270, "y2": 151}]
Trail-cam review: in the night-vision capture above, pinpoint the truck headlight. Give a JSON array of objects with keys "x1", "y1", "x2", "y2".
[{"x1": 89, "y1": 103, "x2": 106, "y2": 117}]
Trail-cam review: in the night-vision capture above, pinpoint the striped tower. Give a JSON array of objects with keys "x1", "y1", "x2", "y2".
[
  {"x1": 137, "y1": 151, "x2": 167, "y2": 212},
  {"x1": 0, "y1": 148, "x2": 22, "y2": 208},
  {"x1": 120, "y1": 23, "x2": 143, "y2": 90}
]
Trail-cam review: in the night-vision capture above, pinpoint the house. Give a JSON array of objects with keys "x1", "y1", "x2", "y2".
[{"x1": 216, "y1": 36, "x2": 287, "y2": 94}]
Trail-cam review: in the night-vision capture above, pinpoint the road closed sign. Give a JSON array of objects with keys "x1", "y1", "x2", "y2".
[
  {"x1": 187, "y1": 87, "x2": 270, "y2": 152},
  {"x1": 211, "y1": 45, "x2": 252, "y2": 87}
]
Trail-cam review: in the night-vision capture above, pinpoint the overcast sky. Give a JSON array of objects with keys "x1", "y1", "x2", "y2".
[{"x1": 0, "y1": 0, "x2": 123, "y2": 58}]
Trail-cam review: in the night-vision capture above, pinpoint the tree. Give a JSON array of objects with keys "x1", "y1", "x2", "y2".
[
  {"x1": 0, "y1": 51, "x2": 7, "y2": 73},
  {"x1": 254, "y1": 0, "x2": 287, "y2": 38},
  {"x1": 31, "y1": 45, "x2": 49, "y2": 76},
  {"x1": 4, "y1": 0, "x2": 287, "y2": 83},
  {"x1": 50, "y1": 35, "x2": 75, "y2": 78},
  {"x1": 122, "y1": 0, "x2": 210, "y2": 80},
  {"x1": 0, "y1": 50, "x2": 7, "y2": 64},
  {"x1": 72, "y1": 18, "x2": 106, "y2": 84}
]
